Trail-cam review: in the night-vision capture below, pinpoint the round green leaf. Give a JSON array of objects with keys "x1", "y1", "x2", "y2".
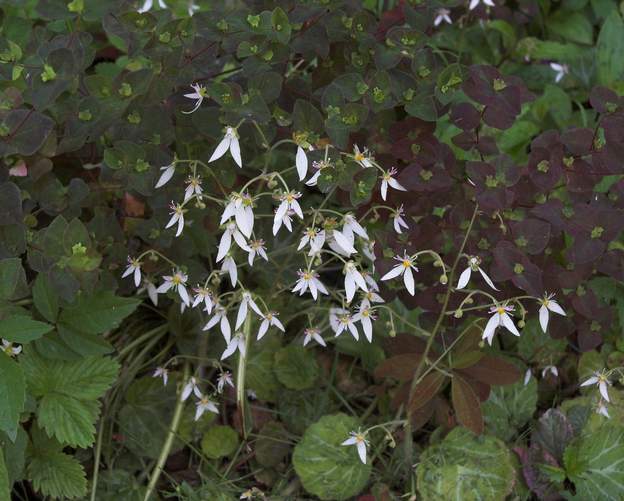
[
  {"x1": 416, "y1": 427, "x2": 516, "y2": 501},
  {"x1": 273, "y1": 345, "x2": 319, "y2": 390},
  {"x1": 293, "y1": 413, "x2": 371, "y2": 500},
  {"x1": 201, "y1": 425, "x2": 239, "y2": 459}
]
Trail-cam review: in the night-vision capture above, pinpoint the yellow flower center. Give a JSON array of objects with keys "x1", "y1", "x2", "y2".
[
  {"x1": 497, "y1": 307, "x2": 506, "y2": 315},
  {"x1": 402, "y1": 259, "x2": 411, "y2": 268},
  {"x1": 355, "y1": 153, "x2": 365, "y2": 161}
]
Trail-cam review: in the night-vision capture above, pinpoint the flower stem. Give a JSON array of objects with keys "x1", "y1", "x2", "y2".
[
  {"x1": 143, "y1": 362, "x2": 189, "y2": 501},
  {"x1": 237, "y1": 314, "x2": 252, "y2": 439}
]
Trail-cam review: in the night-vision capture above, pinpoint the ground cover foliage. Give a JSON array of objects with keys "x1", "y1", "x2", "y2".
[{"x1": 1, "y1": 0, "x2": 624, "y2": 499}]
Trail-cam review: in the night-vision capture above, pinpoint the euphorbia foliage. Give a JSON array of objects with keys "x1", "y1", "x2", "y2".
[{"x1": 1, "y1": 0, "x2": 624, "y2": 499}]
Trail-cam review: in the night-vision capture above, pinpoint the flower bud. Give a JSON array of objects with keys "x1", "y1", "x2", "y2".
[
  {"x1": 267, "y1": 178, "x2": 278, "y2": 189},
  {"x1": 518, "y1": 320, "x2": 525, "y2": 328},
  {"x1": 439, "y1": 274, "x2": 448, "y2": 285},
  {"x1": 454, "y1": 310, "x2": 463, "y2": 318},
  {"x1": 389, "y1": 329, "x2": 396, "y2": 337},
  {"x1": 478, "y1": 340, "x2": 485, "y2": 348},
  {"x1": 465, "y1": 297, "x2": 474, "y2": 304}
]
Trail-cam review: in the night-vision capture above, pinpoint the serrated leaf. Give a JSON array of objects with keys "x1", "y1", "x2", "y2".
[
  {"x1": 0, "y1": 354, "x2": 25, "y2": 438},
  {"x1": 33, "y1": 273, "x2": 59, "y2": 322},
  {"x1": 58, "y1": 290, "x2": 140, "y2": 335},
  {"x1": 293, "y1": 413, "x2": 371, "y2": 500},
  {"x1": 38, "y1": 394, "x2": 99, "y2": 448},
  {"x1": 563, "y1": 424, "x2": 624, "y2": 500},
  {"x1": 416, "y1": 427, "x2": 516, "y2": 501},
  {"x1": 27, "y1": 449, "x2": 86, "y2": 499},
  {"x1": 0, "y1": 316, "x2": 53, "y2": 343}
]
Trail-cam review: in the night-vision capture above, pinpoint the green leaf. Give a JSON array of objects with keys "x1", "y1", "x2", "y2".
[
  {"x1": 274, "y1": 345, "x2": 319, "y2": 390},
  {"x1": 201, "y1": 425, "x2": 240, "y2": 459},
  {"x1": 293, "y1": 413, "x2": 371, "y2": 500},
  {"x1": 596, "y1": 11, "x2": 624, "y2": 87},
  {"x1": 21, "y1": 350, "x2": 118, "y2": 447},
  {"x1": 0, "y1": 316, "x2": 53, "y2": 343},
  {"x1": 0, "y1": 427, "x2": 27, "y2": 486},
  {"x1": 293, "y1": 99, "x2": 324, "y2": 133},
  {"x1": 27, "y1": 427, "x2": 86, "y2": 499},
  {"x1": 271, "y1": 7, "x2": 291, "y2": 44},
  {"x1": 0, "y1": 109, "x2": 55, "y2": 156},
  {"x1": 563, "y1": 424, "x2": 624, "y2": 499},
  {"x1": 482, "y1": 372, "x2": 538, "y2": 441},
  {"x1": 0, "y1": 354, "x2": 25, "y2": 439},
  {"x1": 0, "y1": 447, "x2": 10, "y2": 501},
  {"x1": 58, "y1": 290, "x2": 140, "y2": 335},
  {"x1": 33, "y1": 273, "x2": 60, "y2": 322},
  {"x1": 548, "y1": 11, "x2": 594, "y2": 45},
  {"x1": 256, "y1": 421, "x2": 291, "y2": 467},
  {"x1": 0, "y1": 258, "x2": 24, "y2": 300},
  {"x1": 416, "y1": 427, "x2": 516, "y2": 500},
  {"x1": 246, "y1": 336, "x2": 281, "y2": 402}
]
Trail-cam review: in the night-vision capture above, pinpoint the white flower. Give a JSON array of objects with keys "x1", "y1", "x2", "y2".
[
  {"x1": 195, "y1": 394, "x2": 219, "y2": 421},
  {"x1": 192, "y1": 286, "x2": 213, "y2": 313},
  {"x1": 550, "y1": 62, "x2": 569, "y2": 83},
  {"x1": 482, "y1": 304, "x2": 520, "y2": 345},
  {"x1": 156, "y1": 270, "x2": 190, "y2": 306},
  {"x1": 380, "y1": 167, "x2": 406, "y2": 200},
  {"x1": 296, "y1": 145, "x2": 309, "y2": 181},
  {"x1": 292, "y1": 269, "x2": 329, "y2": 300},
  {"x1": 217, "y1": 371, "x2": 234, "y2": 393},
  {"x1": 182, "y1": 376, "x2": 202, "y2": 401},
  {"x1": 343, "y1": 214, "x2": 369, "y2": 242},
  {"x1": 306, "y1": 159, "x2": 329, "y2": 186},
  {"x1": 138, "y1": 0, "x2": 166, "y2": 13},
  {"x1": 138, "y1": 279, "x2": 159, "y2": 306},
  {"x1": 166, "y1": 201, "x2": 186, "y2": 237},
  {"x1": 331, "y1": 228, "x2": 357, "y2": 256},
  {"x1": 272, "y1": 208, "x2": 294, "y2": 235},
  {"x1": 298, "y1": 227, "x2": 325, "y2": 255},
  {"x1": 363, "y1": 241, "x2": 376, "y2": 264},
  {"x1": 434, "y1": 8, "x2": 452, "y2": 26},
  {"x1": 184, "y1": 175, "x2": 203, "y2": 202},
  {"x1": 538, "y1": 293, "x2": 566, "y2": 333},
  {"x1": 381, "y1": 252, "x2": 418, "y2": 296},
  {"x1": 217, "y1": 222, "x2": 250, "y2": 262},
  {"x1": 344, "y1": 261, "x2": 368, "y2": 303},
  {"x1": 353, "y1": 302, "x2": 376, "y2": 342},
  {"x1": 155, "y1": 163, "x2": 175, "y2": 188},
  {"x1": 303, "y1": 327, "x2": 326, "y2": 347},
  {"x1": 275, "y1": 191, "x2": 303, "y2": 227},
  {"x1": 580, "y1": 370, "x2": 611, "y2": 402},
  {"x1": 332, "y1": 310, "x2": 359, "y2": 340},
  {"x1": 236, "y1": 292, "x2": 262, "y2": 330},
  {"x1": 456, "y1": 255, "x2": 498, "y2": 291},
  {"x1": 341, "y1": 430, "x2": 368, "y2": 464},
  {"x1": 469, "y1": 0, "x2": 494, "y2": 9},
  {"x1": 204, "y1": 305, "x2": 231, "y2": 343},
  {"x1": 257, "y1": 311, "x2": 285, "y2": 340},
  {"x1": 182, "y1": 83, "x2": 208, "y2": 114},
  {"x1": 352, "y1": 145, "x2": 373, "y2": 168},
  {"x1": 209, "y1": 126, "x2": 242, "y2": 168},
  {"x1": 248, "y1": 239, "x2": 268, "y2": 266},
  {"x1": 221, "y1": 192, "x2": 255, "y2": 238},
  {"x1": 186, "y1": 0, "x2": 199, "y2": 16},
  {"x1": 361, "y1": 289, "x2": 384, "y2": 309},
  {"x1": 597, "y1": 401, "x2": 610, "y2": 419},
  {"x1": 221, "y1": 256, "x2": 238, "y2": 287},
  {"x1": 221, "y1": 332, "x2": 246, "y2": 360},
  {"x1": 2, "y1": 339, "x2": 21, "y2": 357},
  {"x1": 393, "y1": 205, "x2": 409, "y2": 234},
  {"x1": 122, "y1": 256, "x2": 142, "y2": 288},
  {"x1": 153, "y1": 367, "x2": 168, "y2": 386},
  {"x1": 541, "y1": 365, "x2": 558, "y2": 378},
  {"x1": 523, "y1": 368, "x2": 532, "y2": 386}
]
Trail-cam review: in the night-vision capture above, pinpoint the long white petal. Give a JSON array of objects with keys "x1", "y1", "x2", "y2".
[
  {"x1": 580, "y1": 376, "x2": 599, "y2": 387},
  {"x1": 501, "y1": 313, "x2": 520, "y2": 336},
  {"x1": 362, "y1": 317, "x2": 372, "y2": 342},
  {"x1": 209, "y1": 136, "x2": 231, "y2": 163},
  {"x1": 233, "y1": 229, "x2": 250, "y2": 251},
  {"x1": 272, "y1": 317, "x2": 285, "y2": 331},
  {"x1": 155, "y1": 165, "x2": 175, "y2": 188},
  {"x1": 356, "y1": 441, "x2": 367, "y2": 464},
  {"x1": 333, "y1": 230, "x2": 357, "y2": 255},
  {"x1": 599, "y1": 381, "x2": 610, "y2": 402},
  {"x1": 296, "y1": 146, "x2": 308, "y2": 181},
  {"x1": 133, "y1": 267, "x2": 142, "y2": 288},
  {"x1": 482, "y1": 314, "x2": 499, "y2": 345},
  {"x1": 220, "y1": 339, "x2": 238, "y2": 360},
  {"x1": 229, "y1": 136, "x2": 242, "y2": 168},
  {"x1": 345, "y1": 274, "x2": 356, "y2": 303},
  {"x1": 178, "y1": 285, "x2": 190, "y2": 306},
  {"x1": 235, "y1": 207, "x2": 252, "y2": 238},
  {"x1": 257, "y1": 320, "x2": 269, "y2": 340},
  {"x1": 456, "y1": 267, "x2": 471, "y2": 289},
  {"x1": 547, "y1": 300, "x2": 566, "y2": 316},
  {"x1": 216, "y1": 231, "x2": 232, "y2": 262},
  {"x1": 175, "y1": 215, "x2": 185, "y2": 237},
  {"x1": 381, "y1": 265, "x2": 403, "y2": 281},
  {"x1": 220, "y1": 316, "x2": 231, "y2": 344},
  {"x1": 403, "y1": 267, "x2": 415, "y2": 295},
  {"x1": 539, "y1": 305, "x2": 549, "y2": 333},
  {"x1": 353, "y1": 270, "x2": 368, "y2": 292},
  {"x1": 342, "y1": 437, "x2": 357, "y2": 446},
  {"x1": 478, "y1": 267, "x2": 499, "y2": 291},
  {"x1": 388, "y1": 178, "x2": 406, "y2": 191},
  {"x1": 381, "y1": 180, "x2": 388, "y2": 201},
  {"x1": 236, "y1": 301, "x2": 248, "y2": 330}
]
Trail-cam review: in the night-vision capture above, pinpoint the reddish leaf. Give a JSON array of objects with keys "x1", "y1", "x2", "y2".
[
  {"x1": 408, "y1": 372, "x2": 448, "y2": 413},
  {"x1": 382, "y1": 333, "x2": 426, "y2": 356},
  {"x1": 450, "y1": 350, "x2": 483, "y2": 369},
  {"x1": 374, "y1": 353, "x2": 422, "y2": 381},
  {"x1": 457, "y1": 355, "x2": 521, "y2": 385},
  {"x1": 452, "y1": 375, "x2": 484, "y2": 434}
]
